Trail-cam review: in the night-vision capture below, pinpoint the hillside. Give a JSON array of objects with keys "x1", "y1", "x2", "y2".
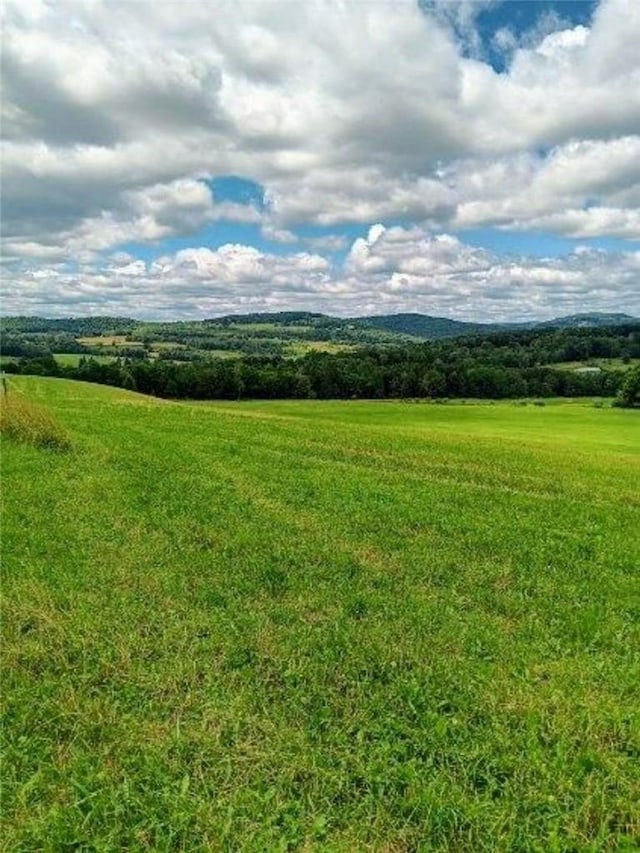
[
  {"x1": 534, "y1": 312, "x2": 639, "y2": 329},
  {"x1": 353, "y1": 312, "x2": 499, "y2": 338},
  {"x1": 3, "y1": 377, "x2": 639, "y2": 849},
  {"x1": 356, "y1": 311, "x2": 639, "y2": 338},
  {"x1": 2, "y1": 312, "x2": 638, "y2": 360},
  {"x1": 2, "y1": 313, "x2": 639, "y2": 375}
]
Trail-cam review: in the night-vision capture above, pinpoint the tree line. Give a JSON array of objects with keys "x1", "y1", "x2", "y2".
[{"x1": 4, "y1": 324, "x2": 639, "y2": 403}]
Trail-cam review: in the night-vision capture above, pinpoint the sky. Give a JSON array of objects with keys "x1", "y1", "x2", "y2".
[{"x1": 1, "y1": 0, "x2": 639, "y2": 322}]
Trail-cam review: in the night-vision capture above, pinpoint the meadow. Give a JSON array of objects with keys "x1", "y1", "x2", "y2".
[
  {"x1": 53, "y1": 353, "x2": 117, "y2": 367},
  {"x1": 2, "y1": 376, "x2": 639, "y2": 850}
]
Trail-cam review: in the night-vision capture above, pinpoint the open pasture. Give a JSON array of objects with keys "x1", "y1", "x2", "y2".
[
  {"x1": 53, "y1": 353, "x2": 118, "y2": 366},
  {"x1": 284, "y1": 341, "x2": 359, "y2": 356},
  {"x1": 554, "y1": 358, "x2": 640, "y2": 372},
  {"x1": 76, "y1": 335, "x2": 144, "y2": 347},
  {"x1": 2, "y1": 377, "x2": 639, "y2": 850}
]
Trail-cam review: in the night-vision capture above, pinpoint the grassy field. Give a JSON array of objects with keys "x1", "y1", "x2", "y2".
[
  {"x1": 553, "y1": 358, "x2": 640, "y2": 372},
  {"x1": 284, "y1": 341, "x2": 359, "y2": 356},
  {"x1": 76, "y1": 335, "x2": 144, "y2": 347},
  {"x1": 53, "y1": 353, "x2": 118, "y2": 366},
  {"x1": 149, "y1": 342, "x2": 187, "y2": 351},
  {"x1": 198, "y1": 349, "x2": 244, "y2": 360},
  {"x1": 2, "y1": 377, "x2": 639, "y2": 850}
]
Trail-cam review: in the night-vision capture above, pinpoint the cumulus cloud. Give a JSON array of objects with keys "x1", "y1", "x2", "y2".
[
  {"x1": 2, "y1": 0, "x2": 639, "y2": 249},
  {"x1": 340, "y1": 225, "x2": 640, "y2": 318},
  {"x1": 303, "y1": 234, "x2": 349, "y2": 252},
  {"x1": 3, "y1": 227, "x2": 639, "y2": 322},
  {"x1": 1, "y1": 177, "x2": 263, "y2": 262},
  {"x1": 450, "y1": 136, "x2": 640, "y2": 235},
  {"x1": 260, "y1": 224, "x2": 298, "y2": 244},
  {"x1": 0, "y1": 0, "x2": 638, "y2": 317}
]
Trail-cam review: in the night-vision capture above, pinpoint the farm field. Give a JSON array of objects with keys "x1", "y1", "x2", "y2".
[
  {"x1": 2, "y1": 376, "x2": 639, "y2": 850},
  {"x1": 76, "y1": 335, "x2": 145, "y2": 347},
  {"x1": 53, "y1": 353, "x2": 117, "y2": 366},
  {"x1": 554, "y1": 358, "x2": 640, "y2": 372},
  {"x1": 284, "y1": 341, "x2": 359, "y2": 356}
]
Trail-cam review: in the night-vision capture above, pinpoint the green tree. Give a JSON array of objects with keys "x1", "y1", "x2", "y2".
[
  {"x1": 121, "y1": 369, "x2": 137, "y2": 392},
  {"x1": 615, "y1": 365, "x2": 640, "y2": 408}
]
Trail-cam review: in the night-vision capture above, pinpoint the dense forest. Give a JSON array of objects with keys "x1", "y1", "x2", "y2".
[{"x1": 3, "y1": 323, "x2": 639, "y2": 402}]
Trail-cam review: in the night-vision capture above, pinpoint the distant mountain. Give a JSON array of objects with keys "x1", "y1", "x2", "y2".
[
  {"x1": 354, "y1": 311, "x2": 639, "y2": 339},
  {"x1": 199, "y1": 309, "x2": 639, "y2": 341},
  {"x1": 3, "y1": 311, "x2": 637, "y2": 343},
  {"x1": 353, "y1": 313, "x2": 505, "y2": 339},
  {"x1": 205, "y1": 311, "x2": 330, "y2": 326},
  {"x1": 533, "y1": 313, "x2": 638, "y2": 329},
  {"x1": 203, "y1": 310, "x2": 506, "y2": 339}
]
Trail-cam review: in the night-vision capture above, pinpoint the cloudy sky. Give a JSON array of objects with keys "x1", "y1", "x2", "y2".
[{"x1": 2, "y1": 0, "x2": 639, "y2": 321}]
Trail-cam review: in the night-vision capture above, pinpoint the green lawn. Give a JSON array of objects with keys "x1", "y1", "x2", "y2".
[{"x1": 2, "y1": 377, "x2": 639, "y2": 850}]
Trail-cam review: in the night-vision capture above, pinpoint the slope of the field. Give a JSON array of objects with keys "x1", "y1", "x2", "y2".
[{"x1": 3, "y1": 377, "x2": 639, "y2": 850}]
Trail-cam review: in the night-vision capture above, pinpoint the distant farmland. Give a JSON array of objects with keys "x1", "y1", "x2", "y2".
[{"x1": 2, "y1": 377, "x2": 639, "y2": 850}]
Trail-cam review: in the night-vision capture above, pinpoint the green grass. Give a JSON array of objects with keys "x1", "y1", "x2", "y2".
[
  {"x1": 226, "y1": 322, "x2": 293, "y2": 331},
  {"x1": 2, "y1": 377, "x2": 639, "y2": 850},
  {"x1": 149, "y1": 342, "x2": 187, "y2": 352},
  {"x1": 76, "y1": 335, "x2": 145, "y2": 347},
  {"x1": 284, "y1": 341, "x2": 359, "y2": 356},
  {"x1": 553, "y1": 358, "x2": 640, "y2": 372},
  {"x1": 53, "y1": 353, "x2": 117, "y2": 366},
  {"x1": 204, "y1": 349, "x2": 244, "y2": 360}
]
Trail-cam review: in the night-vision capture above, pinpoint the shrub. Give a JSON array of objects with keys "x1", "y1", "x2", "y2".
[
  {"x1": 0, "y1": 386, "x2": 71, "y2": 451},
  {"x1": 614, "y1": 364, "x2": 640, "y2": 408}
]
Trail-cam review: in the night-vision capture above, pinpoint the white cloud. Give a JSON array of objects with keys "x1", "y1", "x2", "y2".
[
  {"x1": 2, "y1": 1, "x2": 639, "y2": 247},
  {"x1": 303, "y1": 234, "x2": 349, "y2": 252},
  {"x1": 0, "y1": 0, "x2": 638, "y2": 316},
  {"x1": 508, "y1": 208, "x2": 640, "y2": 240},
  {"x1": 1, "y1": 176, "x2": 264, "y2": 261},
  {"x1": 260, "y1": 224, "x2": 298, "y2": 244},
  {"x1": 448, "y1": 136, "x2": 640, "y2": 237},
  {"x1": 3, "y1": 227, "x2": 639, "y2": 322}
]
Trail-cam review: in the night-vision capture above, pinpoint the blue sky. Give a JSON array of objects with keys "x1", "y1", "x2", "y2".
[
  {"x1": 463, "y1": 1, "x2": 597, "y2": 69},
  {"x1": 2, "y1": 0, "x2": 639, "y2": 320}
]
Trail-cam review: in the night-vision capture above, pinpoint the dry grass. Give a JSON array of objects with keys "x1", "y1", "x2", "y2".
[{"x1": 0, "y1": 384, "x2": 71, "y2": 450}]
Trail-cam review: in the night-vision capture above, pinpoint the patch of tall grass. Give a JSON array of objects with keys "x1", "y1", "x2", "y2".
[{"x1": 0, "y1": 384, "x2": 71, "y2": 450}]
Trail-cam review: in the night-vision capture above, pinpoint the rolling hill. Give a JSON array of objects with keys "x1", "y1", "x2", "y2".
[
  {"x1": 3, "y1": 311, "x2": 637, "y2": 347},
  {"x1": 355, "y1": 311, "x2": 639, "y2": 339}
]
